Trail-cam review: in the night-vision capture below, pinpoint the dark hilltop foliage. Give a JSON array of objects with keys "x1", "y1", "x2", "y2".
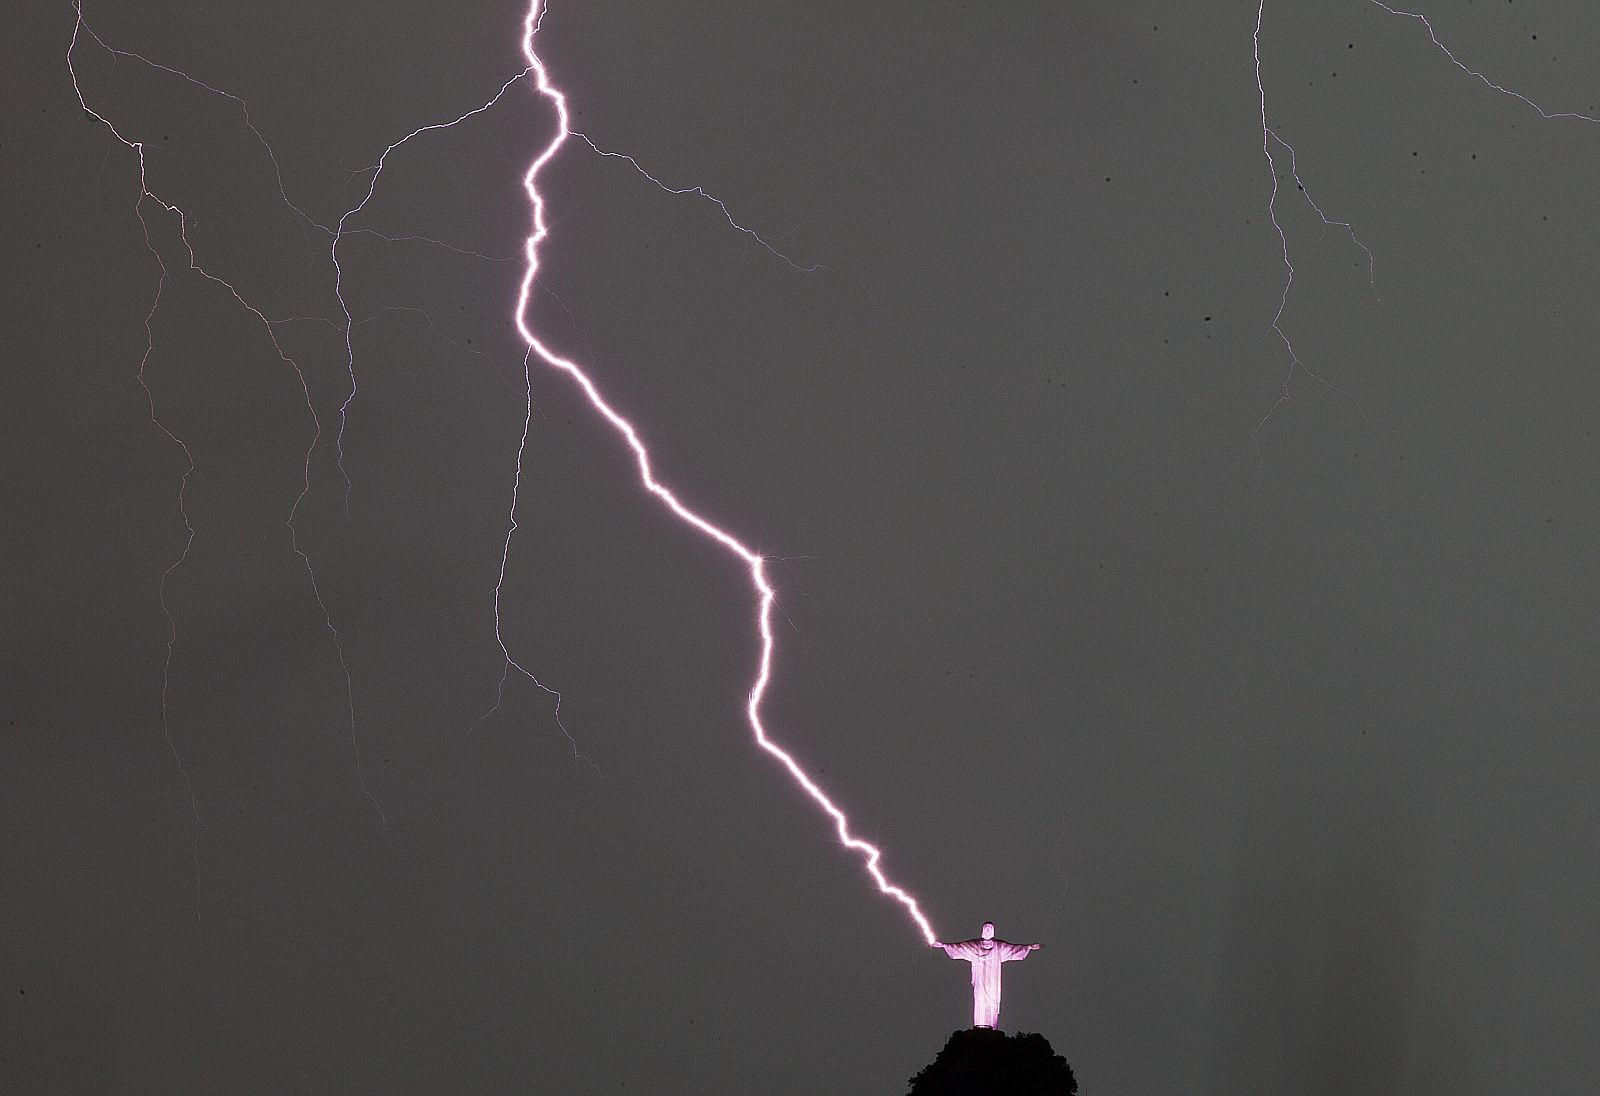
[{"x1": 906, "y1": 1028, "x2": 1077, "y2": 1095}]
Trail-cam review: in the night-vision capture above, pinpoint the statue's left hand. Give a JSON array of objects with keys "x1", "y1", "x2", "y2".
[{"x1": 1030, "y1": 943, "x2": 1043, "y2": 950}]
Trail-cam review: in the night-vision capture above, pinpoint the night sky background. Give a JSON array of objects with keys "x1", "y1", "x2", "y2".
[{"x1": 8, "y1": 2, "x2": 1600, "y2": 1093}]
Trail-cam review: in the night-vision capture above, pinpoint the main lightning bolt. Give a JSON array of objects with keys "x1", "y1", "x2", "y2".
[{"x1": 510, "y1": 1, "x2": 938, "y2": 944}]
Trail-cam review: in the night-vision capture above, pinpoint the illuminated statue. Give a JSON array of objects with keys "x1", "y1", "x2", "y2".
[{"x1": 932, "y1": 921, "x2": 1042, "y2": 1029}]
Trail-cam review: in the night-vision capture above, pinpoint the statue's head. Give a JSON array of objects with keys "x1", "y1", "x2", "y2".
[{"x1": 981, "y1": 921, "x2": 995, "y2": 940}]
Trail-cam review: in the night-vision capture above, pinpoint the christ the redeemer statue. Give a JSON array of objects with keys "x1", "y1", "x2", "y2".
[{"x1": 932, "y1": 921, "x2": 1042, "y2": 1029}]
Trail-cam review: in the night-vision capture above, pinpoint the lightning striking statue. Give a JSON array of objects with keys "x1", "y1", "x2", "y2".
[{"x1": 932, "y1": 921, "x2": 1043, "y2": 1030}]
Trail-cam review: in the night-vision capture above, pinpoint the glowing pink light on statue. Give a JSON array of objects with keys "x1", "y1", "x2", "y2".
[
  {"x1": 933, "y1": 921, "x2": 1043, "y2": 1030},
  {"x1": 512, "y1": 1, "x2": 938, "y2": 946}
]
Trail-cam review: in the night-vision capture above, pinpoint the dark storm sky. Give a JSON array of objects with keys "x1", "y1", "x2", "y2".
[{"x1": 7, "y1": 1, "x2": 1600, "y2": 1093}]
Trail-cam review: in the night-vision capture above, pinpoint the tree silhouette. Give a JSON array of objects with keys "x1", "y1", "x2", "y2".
[{"x1": 906, "y1": 1028, "x2": 1078, "y2": 1095}]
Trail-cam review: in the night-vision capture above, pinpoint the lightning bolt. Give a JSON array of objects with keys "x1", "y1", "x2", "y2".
[
  {"x1": 69, "y1": 0, "x2": 939, "y2": 944},
  {"x1": 509, "y1": 0, "x2": 938, "y2": 944}
]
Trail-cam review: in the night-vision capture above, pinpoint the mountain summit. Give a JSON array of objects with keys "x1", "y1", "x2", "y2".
[{"x1": 906, "y1": 1027, "x2": 1078, "y2": 1095}]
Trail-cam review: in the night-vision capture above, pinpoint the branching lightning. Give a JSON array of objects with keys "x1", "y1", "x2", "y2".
[
  {"x1": 1368, "y1": 1, "x2": 1600, "y2": 124},
  {"x1": 328, "y1": 67, "x2": 534, "y2": 515},
  {"x1": 1252, "y1": 0, "x2": 1600, "y2": 463},
  {"x1": 67, "y1": 4, "x2": 387, "y2": 927},
  {"x1": 569, "y1": 131, "x2": 822, "y2": 272},
  {"x1": 1251, "y1": 1, "x2": 1382, "y2": 464}
]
